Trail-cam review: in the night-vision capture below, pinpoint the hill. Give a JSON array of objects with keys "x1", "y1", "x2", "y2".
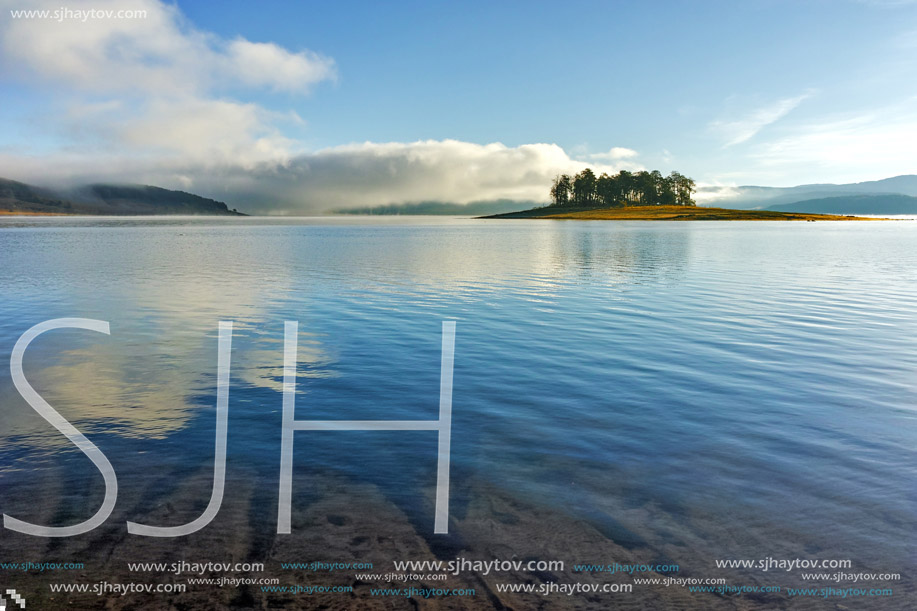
[
  {"x1": 0, "y1": 178, "x2": 79, "y2": 214},
  {"x1": 699, "y1": 175, "x2": 917, "y2": 209},
  {"x1": 764, "y1": 194, "x2": 917, "y2": 215},
  {"x1": 0, "y1": 178, "x2": 245, "y2": 216}
]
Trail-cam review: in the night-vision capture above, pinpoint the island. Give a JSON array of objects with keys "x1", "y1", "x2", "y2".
[
  {"x1": 482, "y1": 168, "x2": 887, "y2": 220},
  {"x1": 484, "y1": 205, "x2": 886, "y2": 221}
]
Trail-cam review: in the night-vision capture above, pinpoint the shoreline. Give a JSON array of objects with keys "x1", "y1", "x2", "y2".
[
  {"x1": 0, "y1": 210, "x2": 246, "y2": 217},
  {"x1": 0, "y1": 207, "x2": 900, "y2": 221},
  {"x1": 0, "y1": 210, "x2": 75, "y2": 216},
  {"x1": 481, "y1": 205, "x2": 894, "y2": 221}
]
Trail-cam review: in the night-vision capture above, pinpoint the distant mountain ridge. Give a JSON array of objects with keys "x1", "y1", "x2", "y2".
[
  {"x1": 338, "y1": 175, "x2": 917, "y2": 215},
  {"x1": 699, "y1": 175, "x2": 917, "y2": 210},
  {"x1": 334, "y1": 200, "x2": 535, "y2": 216},
  {"x1": 765, "y1": 193, "x2": 917, "y2": 215},
  {"x1": 0, "y1": 177, "x2": 245, "y2": 216},
  {"x1": 5, "y1": 174, "x2": 917, "y2": 216}
]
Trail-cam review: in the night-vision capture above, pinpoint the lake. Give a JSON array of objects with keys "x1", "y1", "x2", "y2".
[{"x1": 0, "y1": 216, "x2": 914, "y2": 609}]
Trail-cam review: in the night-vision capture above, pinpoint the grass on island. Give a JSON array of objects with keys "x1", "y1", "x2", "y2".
[
  {"x1": 482, "y1": 205, "x2": 889, "y2": 221},
  {"x1": 0, "y1": 210, "x2": 73, "y2": 216}
]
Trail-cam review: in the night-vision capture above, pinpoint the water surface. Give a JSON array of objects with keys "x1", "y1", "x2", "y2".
[{"x1": 0, "y1": 216, "x2": 914, "y2": 609}]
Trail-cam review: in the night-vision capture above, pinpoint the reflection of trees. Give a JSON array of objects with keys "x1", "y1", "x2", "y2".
[{"x1": 547, "y1": 225, "x2": 691, "y2": 283}]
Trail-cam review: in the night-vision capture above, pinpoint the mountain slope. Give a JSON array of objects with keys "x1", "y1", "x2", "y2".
[
  {"x1": 0, "y1": 178, "x2": 245, "y2": 216},
  {"x1": 699, "y1": 175, "x2": 917, "y2": 209},
  {"x1": 0, "y1": 178, "x2": 80, "y2": 214},
  {"x1": 765, "y1": 194, "x2": 917, "y2": 215}
]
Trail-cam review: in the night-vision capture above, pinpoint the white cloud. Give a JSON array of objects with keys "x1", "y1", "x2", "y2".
[
  {"x1": 226, "y1": 39, "x2": 336, "y2": 93},
  {"x1": 589, "y1": 147, "x2": 639, "y2": 161},
  {"x1": 751, "y1": 100, "x2": 917, "y2": 180},
  {"x1": 0, "y1": 0, "x2": 333, "y2": 167},
  {"x1": 0, "y1": 0, "x2": 640, "y2": 213},
  {"x1": 257, "y1": 140, "x2": 633, "y2": 211},
  {"x1": 115, "y1": 98, "x2": 299, "y2": 166},
  {"x1": 694, "y1": 183, "x2": 743, "y2": 205},
  {"x1": 0, "y1": 139, "x2": 641, "y2": 213},
  {"x1": 709, "y1": 92, "x2": 813, "y2": 147},
  {"x1": 0, "y1": 0, "x2": 334, "y2": 94}
]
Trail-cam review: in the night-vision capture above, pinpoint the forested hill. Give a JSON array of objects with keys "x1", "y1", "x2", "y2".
[{"x1": 0, "y1": 177, "x2": 245, "y2": 215}]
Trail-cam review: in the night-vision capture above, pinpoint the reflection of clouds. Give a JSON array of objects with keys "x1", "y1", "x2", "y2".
[
  {"x1": 0, "y1": 218, "x2": 692, "y2": 453},
  {"x1": 233, "y1": 335, "x2": 335, "y2": 394},
  {"x1": 3, "y1": 326, "x2": 223, "y2": 450},
  {"x1": 1, "y1": 333, "x2": 208, "y2": 451},
  {"x1": 2, "y1": 326, "x2": 332, "y2": 453},
  {"x1": 0, "y1": 227, "x2": 334, "y2": 451},
  {"x1": 36, "y1": 346, "x2": 196, "y2": 439}
]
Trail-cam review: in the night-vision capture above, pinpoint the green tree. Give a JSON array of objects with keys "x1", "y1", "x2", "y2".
[
  {"x1": 659, "y1": 173, "x2": 677, "y2": 206},
  {"x1": 596, "y1": 172, "x2": 623, "y2": 208},
  {"x1": 633, "y1": 171, "x2": 652, "y2": 205},
  {"x1": 572, "y1": 168, "x2": 598, "y2": 206},
  {"x1": 550, "y1": 174, "x2": 573, "y2": 206},
  {"x1": 617, "y1": 170, "x2": 634, "y2": 205},
  {"x1": 669, "y1": 171, "x2": 696, "y2": 206},
  {"x1": 548, "y1": 167, "x2": 696, "y2": 208}
]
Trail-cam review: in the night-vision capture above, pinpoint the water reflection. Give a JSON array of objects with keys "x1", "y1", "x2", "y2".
[
  {"x1": 0, "y1": 218, "x2": 696, "y2": 450},
  {"x1": 0, "y1": 217, "x2": 914, "y2": 610}
]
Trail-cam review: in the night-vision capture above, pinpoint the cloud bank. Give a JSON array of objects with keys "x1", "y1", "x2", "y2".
[
  {"x1": 196, "y1": 140, "x2": 636, "y2": 213},
  {"x1": 0, "y1": 0, "x2": 642, "y2": 213},
  {"x1": 0, "y1": 139, "x2": 636, "y2": 213}
]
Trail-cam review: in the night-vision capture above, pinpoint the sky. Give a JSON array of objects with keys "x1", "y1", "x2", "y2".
[{"x1": 0, "y1": 0, "x2": 916, "y2": 212}]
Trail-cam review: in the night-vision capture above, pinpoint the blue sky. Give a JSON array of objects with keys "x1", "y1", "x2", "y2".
[{"x1": 1, "y1": 0, "x2": 916, "y2": 211}]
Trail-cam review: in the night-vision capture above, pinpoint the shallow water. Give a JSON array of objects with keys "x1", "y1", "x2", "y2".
[{"x1": 0, "y1": 216, "x2": 914, "y2": 609}]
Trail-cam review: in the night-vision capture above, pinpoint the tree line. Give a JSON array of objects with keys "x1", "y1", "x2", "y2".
[{"x1": 550, "y1": 169, "x2": 696, "y2": 208}]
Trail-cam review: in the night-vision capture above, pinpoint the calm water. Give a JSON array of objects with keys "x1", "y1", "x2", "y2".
[{"x1": 0, "y1": 216, "x2": 914, "y2": 607}]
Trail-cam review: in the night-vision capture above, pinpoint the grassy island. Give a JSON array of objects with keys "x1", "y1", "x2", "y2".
[
  {"x1": 482, "y1": 205, "x2": 886, "y2": 221},
  {"x1": 481, "y1": 167, "x2": 889, "y2": 220}
]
